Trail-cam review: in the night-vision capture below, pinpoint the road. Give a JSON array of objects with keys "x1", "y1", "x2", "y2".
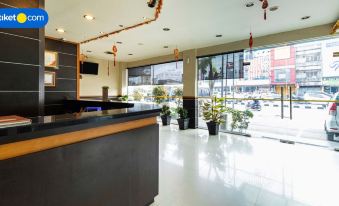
[{"x1": 198, "y1": 103, "x2": 328, "y2": 142}]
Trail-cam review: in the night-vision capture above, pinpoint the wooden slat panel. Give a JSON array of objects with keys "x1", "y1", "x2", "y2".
[{"x1": 0, "y1": 117, "x2": 157, "y2": 160}]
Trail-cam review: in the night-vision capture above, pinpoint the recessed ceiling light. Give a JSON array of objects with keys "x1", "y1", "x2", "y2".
[
  {"x1": 99, "y1": 31, "x2": 105, "y2": 34},
  {"x1": 138, "y1": 43, "x2": 144, "y2": 46},
  {"x1": 56, "y1": 28, "x2": 65, "y2": 33},
  {"x1": 86, "y1": 50, "x2": 92, "y2": 53},
  {"x1": 119, "y1": 25, "x2": 124, "y2": 28},
  {"x1": 116, "y1": 41, "x2": 123, "y2": 44},
  {"x1": 128, "y1": 54, "x2": 133, "y2": 56},
  {"x1": 163, "y1": 28, "x2": 170, "y2": 31},
  {"x1": 301, "y1": 16, "x2": 311, "y2": 20},
  {"x1": 246, "y1": 2, "x2": 254, "y2": 7},
  {"x1": 216, "y1": 34, "x2": 223, "y2": 38},
  {"x1": 269, "y1": 6, "x2": 279, "y2": 12},
  {"x1": 163, "y1": 46, "x2": 169, "y2": 48},
  {"x1": 83, "y1": 14, "x2": 95, "y2": 21}
]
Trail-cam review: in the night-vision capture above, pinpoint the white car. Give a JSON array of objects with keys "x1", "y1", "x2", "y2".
[{"x1": 325, "y1": 93, "x2": 339, "y2": 141}]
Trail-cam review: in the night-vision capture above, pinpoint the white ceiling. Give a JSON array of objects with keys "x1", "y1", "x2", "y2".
[{"x1": 45, "y1": 0, "x2": 339, "y2": 62}]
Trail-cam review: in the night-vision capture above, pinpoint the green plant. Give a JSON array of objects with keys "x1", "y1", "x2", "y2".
[
  {"x1": 226, "y1": 108, "x2": 253, "y2": 132},
  {"x1": 201, "y1": 96, "x2": 226, "y2": 124},
  {"x1": 173, "y1": 87, "x2": 183, "y2": 107},
  {"x1": 176, "y1": 107, "x2": 188, "y2": 119},
  {"x1": 118, "y1": 95, "x2": 128, "y2": 101},
  {"x1": 153, "y1": 86, "x2": 168, "y2": 104},
  {"x1": 161, "y1": 105, "x2": 171, "y2": 116},
  {"x1": 133, "y1": 90, "x2": 144, "y2": 101}
]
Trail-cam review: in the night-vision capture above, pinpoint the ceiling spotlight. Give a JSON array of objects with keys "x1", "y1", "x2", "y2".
[
  {"x1": 99, "y1": 31, "x2": 105, "y2": 34},
  {"x1": 128, "y1": 54, "x2": 133, "y2": 56},
  {"x1": 269, "y1": 6, "x2": 279, "y2": 12},
  {"x1": 56, "y1": 28, "x2": 65, "y2": 33},
  {"x1": 148, "y1": 0, "x2": 157, "y2": 8},
  {"x1": 163, "y1": 28, "x2": 170, "y2": 31},
  {"x1": 86, "y1": 50, "x2": 92, "y2": 53},
  {"x1": 116, "y1": 41, "x2": 123, "y2": 44},
  {"x1": 83, "y1": 15, "x2": 95, "y2": 21},
  {"x1": 301, "y1": 16, "x2": 311, "y2": 20},
  {"x1": 246, "y1": 2, "x2": 254, "y2": 7},
  {"x1": 163, "y1": 46, "x2": 169, "y2": 48},
  {"x1": 216, "y1": 34, "x2": 223, "y2": 38},
  {"x1": 138, "y1": 43, "x2": 144, "y2": 46},
  {"x1": 119, "y1": 25, "x2": 124, "y2": 28}
]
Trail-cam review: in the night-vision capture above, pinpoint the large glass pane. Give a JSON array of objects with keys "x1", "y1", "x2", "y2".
[{"x1": 197, "y1": 36, "x2": 339, "y2": 145}]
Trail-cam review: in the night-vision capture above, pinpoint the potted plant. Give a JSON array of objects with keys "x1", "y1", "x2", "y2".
[
  {"x1": 201, "y1": 96, "x2": 226, "y2": 135},
  {"x1": 176, "y1": 107, "x2": 189, "y2": 130},
  {"x1": 118, "y1": 95, "x2": 128, "y2": 102},
  {"x1": 153, "y1": 86, "x2": 168, "y2": 104},
  {"x1": 227, "y1": 108, "x2": 253, "y2": 133},
  {"x1": 160, "y1": 105, "x2": 172, "y2": 126}
]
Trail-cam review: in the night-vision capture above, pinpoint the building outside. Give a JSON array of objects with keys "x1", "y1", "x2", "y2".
[
  {"x1": 295, "y1": 41, "x2": 323, "y2": 95},
  {"x1": 322, "y1": 38, "x2": 339, "y2": 94}
]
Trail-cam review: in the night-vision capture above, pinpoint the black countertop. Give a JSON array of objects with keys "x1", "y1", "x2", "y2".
[{"x1": 0, "y1": 101, "x2": 161, "y2": 145}]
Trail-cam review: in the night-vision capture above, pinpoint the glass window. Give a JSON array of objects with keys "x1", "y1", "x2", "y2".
[
  {"x1": 128, "y1": 66, "x2": 152, "y2": 86},
  {"x1": 153, "y1": 61, "x2": 183, "y2": 85}
]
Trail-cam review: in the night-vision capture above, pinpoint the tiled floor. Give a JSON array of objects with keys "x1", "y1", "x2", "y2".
[{"x1": 151, "y1": 125, "x2": 339, "y2": 206}]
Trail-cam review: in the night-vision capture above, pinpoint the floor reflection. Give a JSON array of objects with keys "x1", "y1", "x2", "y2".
[{"x1": 154, "y1": 125, "x2": 339, "y2": 206}]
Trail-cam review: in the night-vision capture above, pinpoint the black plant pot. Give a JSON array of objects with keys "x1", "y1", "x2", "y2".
[
  {"x1": 207, "y1": 121, "x2": 220, "y2": 135},
  {"x1": 161, "y1": 115, "x2": 171, "y2": 126},
  {"x1": 177, "y1": 118, "x2": 190, "y2": 130}
]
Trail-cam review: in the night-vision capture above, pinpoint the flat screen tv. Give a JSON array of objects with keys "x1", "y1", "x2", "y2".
[{"x1": 80, "y1": 62, "x2": 99, "y2": 75}]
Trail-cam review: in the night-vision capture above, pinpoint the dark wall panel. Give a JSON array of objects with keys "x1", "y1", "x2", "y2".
[
  {"x1": 0, "y1": 92, "x2": 40, "y2": 116},
  {"x1": 0, "y1": 0, "x2": 44, "y2": 117},
  {"x1": 56, "y1": 66, "x2": 77, "y2": 79},
  {"x1": 45, "y1": 79, "x2": 77, "y2": 92},
  {"x1": 0, "y1": 0, "x2": 38, "y2": 7},
  {"x1": 45, "y1": 38, "x2": 78, "y2": 115},
  {"x1": 0, "y1": 63, "x2": 39, "y2": 90},
  {"x1": 0, "y1": 33, "x2": 39, "y2": 64},
  {"x1": 45, "y1": 39, "x2": 77, "y2": 54},
  {"x1": 45, "y1": 92, "x2": 76, "y2": 105},
  {"x1": 59, "y1": 53, "x2": 77, "y2": 67}
]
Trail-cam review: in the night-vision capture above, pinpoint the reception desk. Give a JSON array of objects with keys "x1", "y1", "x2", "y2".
[{"x1": 0, "y1": 101, "x2": 161, "y2": 206}]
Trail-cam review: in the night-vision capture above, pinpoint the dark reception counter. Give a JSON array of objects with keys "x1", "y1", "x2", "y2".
[{"x1": 0, "y1": 100, "x2": 161, "y2": 206}]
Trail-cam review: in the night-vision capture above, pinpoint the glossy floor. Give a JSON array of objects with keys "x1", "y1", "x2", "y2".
[{"x1": 151, "y1": 125, "x2": 339, "y2": 206}]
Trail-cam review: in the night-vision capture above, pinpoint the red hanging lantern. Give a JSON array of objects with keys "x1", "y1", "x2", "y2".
[
  {"x1": 261, "y1": 0, "x2": 269, "y2": 20},
  {"x1": 249, "y1": 32, "x2": 253, "y2": 50},
  {"x1": 112, "y1": 45, "x2": 118, "y2": 67},
  {"x1": 174, "y1": 48, "x2": 179, "y2": 68}
]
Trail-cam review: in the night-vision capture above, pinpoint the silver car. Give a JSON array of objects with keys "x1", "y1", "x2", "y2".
[{"x1": 325, "y1": 93, "x2": 339, "y2": 141}]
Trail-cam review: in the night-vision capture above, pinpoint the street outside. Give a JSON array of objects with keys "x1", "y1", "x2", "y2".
[{"x1": 198, "y1": 100, "x2": 329, "y2": 142}]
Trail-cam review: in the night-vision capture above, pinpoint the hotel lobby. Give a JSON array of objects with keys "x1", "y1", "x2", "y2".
[{"x1": 0, "y1": 0, "x2": 339, "y2": 205}]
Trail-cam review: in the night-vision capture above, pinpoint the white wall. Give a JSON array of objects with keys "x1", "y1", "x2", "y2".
[{"x1": 80, "y1": 57, "x2": 122, "y2": 97}]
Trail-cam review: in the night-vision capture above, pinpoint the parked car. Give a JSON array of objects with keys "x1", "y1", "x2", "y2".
[
  {"x1": 324, "y1": 93, "x2": 339, "y2": 141},
  {"x1": 304, "y1": 92, "x2": 332, "y2": 106}
]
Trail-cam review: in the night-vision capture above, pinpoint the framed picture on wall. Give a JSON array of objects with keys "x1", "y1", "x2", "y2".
[
  {"x1": 44, "y1": 71, "x2": 56, "y2": 87},
  {"x1": 45, "y1": 51, "x2": 58, "y2": 68}
]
